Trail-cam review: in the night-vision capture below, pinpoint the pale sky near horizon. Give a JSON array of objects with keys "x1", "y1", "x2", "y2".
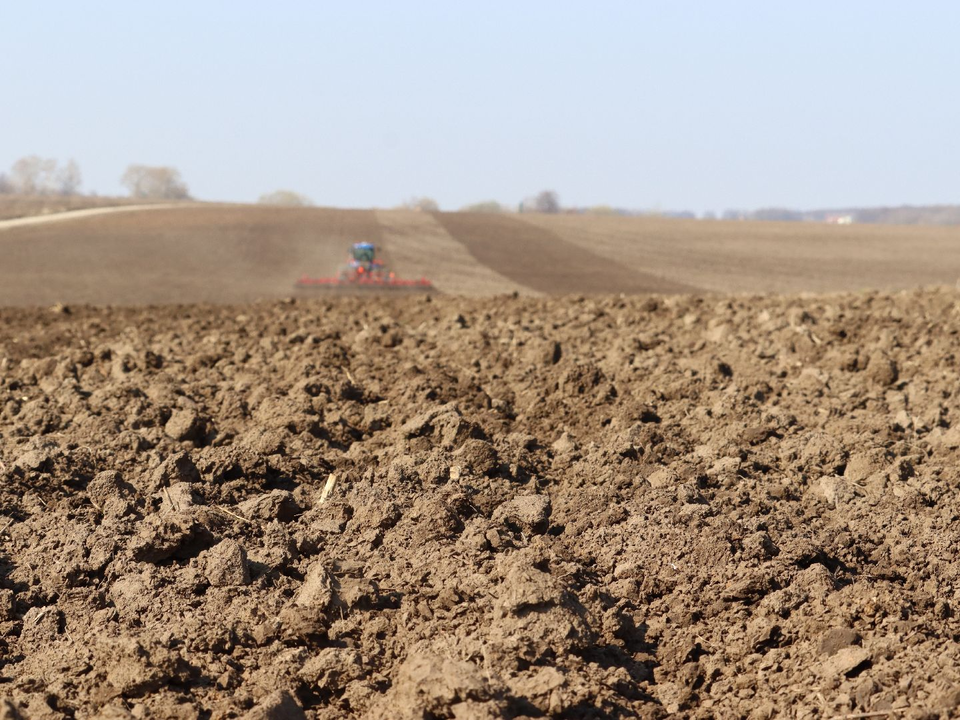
[{"x1": 2, "y1": 2, "x2": 957, "y2": 213}]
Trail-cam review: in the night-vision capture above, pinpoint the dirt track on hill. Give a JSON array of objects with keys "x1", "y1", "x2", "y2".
[
  {"x1": 3, "y1": 291, "x2": 960, "y2": 718},
  {"x1": 0, "y1": 204, "x2": 182, "y2": 230},
  {"x1": 0, "y1": 197, "x2": 176, "y2": 222}
]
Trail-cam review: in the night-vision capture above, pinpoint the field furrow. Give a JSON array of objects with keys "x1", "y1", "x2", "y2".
[{"x1": 434, "y1": 211, "x2": 702, "y2": 294}]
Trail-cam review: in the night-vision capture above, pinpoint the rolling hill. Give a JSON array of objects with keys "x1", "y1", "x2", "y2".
[{"x1": 1, "y1": 203, "x2": 959, "y2": 305}]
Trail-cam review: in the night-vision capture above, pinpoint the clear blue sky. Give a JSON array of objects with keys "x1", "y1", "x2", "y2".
[{"x1": 2, "y1": 2, "x2": 957, "y2": 212}]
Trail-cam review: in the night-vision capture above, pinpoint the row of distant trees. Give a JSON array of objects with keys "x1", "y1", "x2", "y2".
[
  {"x1": 0, "y1": 156, "x2": 193, "y2": 200},
  {"x1": 398, "y1": 190, "x2": 562, "y2": 214},
  {"x1": 0, "y1": 161, "x2": 569, "y2": 215},
  {"x1": 0, "y1": 163, "x2": 744, "y2": 219},
  {"x1": 0, "y1": 156, "x2": 82, "y2": 196},
  {"x1": 256, "y1": 191, "x2": 566, "y2": 214}
]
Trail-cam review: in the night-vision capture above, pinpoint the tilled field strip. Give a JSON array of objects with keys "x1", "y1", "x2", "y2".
[
  {"x1": 0, "y1": 206, "x2": 387, "y2": 306},
  {"x1": 520, "y1": 213, "x2": 960, "y2": 294},
  {"x1": 374, "y1": 210, "x2": 533, "y2": 296},
  {"x1": 433, "y1": 212, "x2": 701, "y2": 295}
]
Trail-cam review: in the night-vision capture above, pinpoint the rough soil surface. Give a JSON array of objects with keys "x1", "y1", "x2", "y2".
[{"x1": 3, "y1": 290, "x2": 960, "y2": 718}]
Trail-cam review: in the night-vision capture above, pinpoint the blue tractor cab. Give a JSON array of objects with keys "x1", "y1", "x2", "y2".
[
  {"x1": 339, "y1": 242, "x2": 388, "y2": 281},
  {"x1": 351, "y1": 242, "x2": 376, "y2": 264}
]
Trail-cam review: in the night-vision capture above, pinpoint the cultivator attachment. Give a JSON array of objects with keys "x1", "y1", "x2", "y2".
[
  {"x1": 296, "y1": 242, "x2": 434, "y2": 293},
  {"x1": 295, "y1": 274, "x2": 434, "y2": 291}
]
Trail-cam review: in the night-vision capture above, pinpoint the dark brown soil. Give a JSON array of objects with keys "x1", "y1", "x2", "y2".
[
  {"x1": 3, "y1": 290, "x2": 960, "y2": 718},
  {"x1": 433, "y1": 213, "x2": 700, "y2": 295}
]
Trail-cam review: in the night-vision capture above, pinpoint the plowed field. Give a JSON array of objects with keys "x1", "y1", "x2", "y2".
[
  {"x1": 3, "y1": 205, "x2": 960, "y2": 718},
  {"x1": 3, "y1": 290, "x2": 960, "y2": 718},
  {"x1": 432, "y1": 213, "x2": 698, "y2": 295},
  {"x1": 2, "y1": 205, "x2": 960, "y2": 304}
]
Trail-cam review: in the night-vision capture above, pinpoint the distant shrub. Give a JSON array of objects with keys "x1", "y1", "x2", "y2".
[
  {"x1": 259, "y1": 190, "x2": 313, "y2": 207},
  {"x1": 121, "y1": 165, "x2": 190, "y2": 200},
  {"x1": 584, "y1": 205, "x2": 618, "y2": 216},
  {"x1": 526, "y1": 190, "x2": 560, "y2": 214},
  {"x1": 460, "y1": 201, "x2": 504, "y2": 213},
  {"x1": 402, "y1": 197, "x2": 440, "y2": 212}
]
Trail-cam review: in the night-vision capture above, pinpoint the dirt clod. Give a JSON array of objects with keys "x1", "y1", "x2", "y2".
[
  {"x1": 819, "y1": 627, "x2": 862, "y2": 657},
  {"x1": 203, "y1": 539, "x2": 251, "y2": 586},
  {"x1": 243, "y1": 691, "x2": 306, "y2": 720},
  {"x1": 130, "y1": 513, "x2": 214, "y2": 563},
  {"x1": 493, "y1": 494, "x2": 552, "y2": 534},
  {"x1": 165, "y1": 408, "x2": 205, "y2": 442},
  {"x1": 820, "y1": 646, "x2": 872, "y2": 677}
]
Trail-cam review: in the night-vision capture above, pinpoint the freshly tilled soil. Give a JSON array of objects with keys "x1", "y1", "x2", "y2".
[{"x1": 2, "y1": 291, "x2": 960, "y2": 718}]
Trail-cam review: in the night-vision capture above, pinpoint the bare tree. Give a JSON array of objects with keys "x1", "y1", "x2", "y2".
[
  {"x1": 9, "y1": 156, "x2": 40, "y2": 194},
  {"x1": 10, "y1": 155, "x2": 58, "y2": 195},
  {"x1": 57, "y1": 159, "x2": 82, "y2": 196},
  {"x1": 258, "y1": 190, "x2": 312, "y2": 206},
  {"x1": 121, "y1": 165, "x2": 190, "y2": 200},
  {"x1": 531, "y1": 190, "x2": 560, "y2": 214},
  {"x1": 5, "y1": 156, "x2": 83, "y2": 195},
  {"x1": 0, "y1": 173, "x2": 11, "y2": 195}
]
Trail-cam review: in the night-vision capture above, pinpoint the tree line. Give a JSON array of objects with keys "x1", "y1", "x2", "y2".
[
  {"x1": 0, "y1": 161, "x2": 724, "y2": 218},
  {"x1": 0, "y1": 157, "x2": 570, "y2": 214},
  {"x1": 0, "y1": 156, "x2": 192, "y2": 200},
  {"x1": 0, "y1": 156, "x2": 82, "y2": 196},
  {"x1": 399, "y1": 190, "x2": 562, "y2": 214}
]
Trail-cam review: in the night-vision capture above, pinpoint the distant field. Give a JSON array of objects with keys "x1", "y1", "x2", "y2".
[
  {"x1": 520, "y1": 213, "x2": 960, "y2": 293},
  {"x1": 1, "y1": 204, "x2": 960, "y2": 305}
]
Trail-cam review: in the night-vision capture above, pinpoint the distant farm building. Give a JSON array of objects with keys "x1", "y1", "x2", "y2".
[{"x1": 825, "y1": 214, "x2": 854, "y2": 225}]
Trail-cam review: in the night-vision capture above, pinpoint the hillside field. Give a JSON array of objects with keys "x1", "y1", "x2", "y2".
[{"x1": 0, "y1": 205, "x2": 959, "y2": 305}]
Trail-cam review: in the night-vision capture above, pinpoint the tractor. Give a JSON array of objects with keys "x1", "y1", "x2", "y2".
[{"x1": 296, "y1": 242, "x2": 433, "y2": 291}]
